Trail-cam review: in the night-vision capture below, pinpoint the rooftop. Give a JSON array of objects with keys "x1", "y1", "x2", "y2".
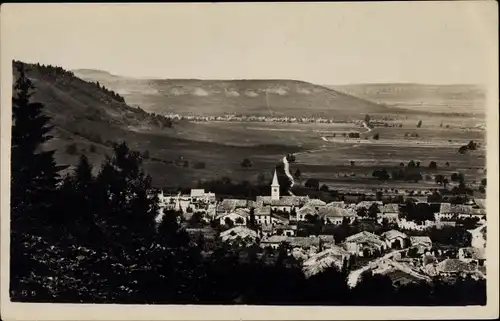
[
  {"x1": 345, "y1": 231, "x2": 382, "y2": 243},
  {"x1": 216, "y1": 207, "x2": 250, "y2": 219},
  {"x1": 382, "y1": 203, "x2": 400, "y2": 213},
  {"x1": 382, "y1": 230, "x2": 408, "y2": 240},
  {"x1": 410, "y1": 236, "x2": 432, "y2": 246},
  {"x1": 318, "y1": 205, "x2": 356, "y2": 218},
  {"x1": 256, "y1": 195, "x2": 309, "y2": 207},
  {"x1": 436, "y1": 259, "x2": 476, "y2": 273},
  {"x1": 355, "y1": 201, "x2": 383, "y2": 209},
  {"x1": 254, "y1": 205, "x2": 271, "y2": 216},
  {"x1": 297, "y1": 204, "x2": 319, "y2": 217},
  {"x1": 190, "y1": 189, "x2": 206, "y2": 198},
  {"x1": 271, "y1": 170, "x2": 279, "y2": 186},
  {"x1": 220, "y1": 226, "x2": 258, "y2": 242},
  {"x1": 460, "y1": 247, "x2": 486, "y2": 260},
  {"x1": 217, "y1": 198, "x2": 249, "y2": 213},
  {"x1": 440, "y1": 203, "x2": 480, "y2": 215}
]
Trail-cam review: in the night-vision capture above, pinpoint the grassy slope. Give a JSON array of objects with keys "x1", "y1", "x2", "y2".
[
  {"x1": 15, "y1": 62, "x2": 305, "y2": 187},
  {"x1": 73, "y1": 69, "x2": 406, "y2": 118}
]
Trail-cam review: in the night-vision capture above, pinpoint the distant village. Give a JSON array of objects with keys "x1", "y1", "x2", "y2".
[{"x1": 157, "y1": 169, "x2": 487, "y2": 288}]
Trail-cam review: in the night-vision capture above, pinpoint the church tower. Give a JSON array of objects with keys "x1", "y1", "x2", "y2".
[{"x1": 271, "y1": 170, "x2": 280, "y2": 200}]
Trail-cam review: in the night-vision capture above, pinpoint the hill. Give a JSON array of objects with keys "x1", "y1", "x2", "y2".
[
  {"x1": 12, "y1": 61, "x2": 306, "y2": 187},
  {"x1": 72, "y1": 69, "x2": 397, "y2": 119},
  {"x1": 328, "y1": 83, "x2": 486, "y2": 116}
]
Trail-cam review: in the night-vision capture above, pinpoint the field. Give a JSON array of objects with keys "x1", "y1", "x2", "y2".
[
  {"x1": 17, "y1": 62, "x2": 486, "y2": 195},
  {"x1": 330, "y1": 83, "x2": 486, "y2": 117},
  {"x1": 50, "y1": 118, "x2": 485, "y2": 194}
]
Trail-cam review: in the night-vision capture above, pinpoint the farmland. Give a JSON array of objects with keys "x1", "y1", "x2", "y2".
[
  {"x1": 148, "y1": 119, "x2": 486, "y2": 192},
  {"x1": 16, "y1": 62, "x2": 486, "y2": 194},
  {"x1": 55, "y1": 118, "x2": 483, "y2": 193}
]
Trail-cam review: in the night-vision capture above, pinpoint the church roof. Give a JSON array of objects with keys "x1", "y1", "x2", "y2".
[{"x1": 271, "y1": 170, "x2": 279, "y2": 186}]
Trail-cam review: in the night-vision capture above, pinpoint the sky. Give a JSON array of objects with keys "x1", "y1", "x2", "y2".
[{"x1": 1, "y1": 2, "x2": 497, "y2": 85}]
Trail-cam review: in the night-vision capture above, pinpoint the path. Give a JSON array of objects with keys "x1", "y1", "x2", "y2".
[{"x1": 320, "y1": 120, "x2": 372, "y2": 142}]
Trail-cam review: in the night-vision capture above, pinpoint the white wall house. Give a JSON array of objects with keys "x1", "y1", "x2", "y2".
[{"x1": 217, "y1": 209, "x2": 249, "y2": 226}]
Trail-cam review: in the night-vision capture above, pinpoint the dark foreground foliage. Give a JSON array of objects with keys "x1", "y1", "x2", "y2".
[{"x1": 10, "y1": 62, "x2": 486, "y2": 306}]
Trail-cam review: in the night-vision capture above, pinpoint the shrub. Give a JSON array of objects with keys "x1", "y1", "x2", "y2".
[
  {"x1": 89, "y1": 144, "x2": 97, "y2": 153},
  {"x1": 66, "y1": 143, "x2": 78, "y2": 155},
  {"x1": 193, "y1": 162, "x2": 206, "y2": 169},
  {"x1": 305, "y1": 178, "x2": 320, "y2": 190},
  {"x1": 241, "y1": 158, "x2": 253, "y2": 168},
  {"x1": 373, "y1": 133, "x2": 380, "y2": 140},
  {"x1": 428, "y1": 161, "x2": 437, "y2": 169}
]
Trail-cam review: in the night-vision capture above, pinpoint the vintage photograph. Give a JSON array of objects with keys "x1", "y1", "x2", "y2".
[{"x1": 1, "y1": 2, "x2": 498, "y2": 319}]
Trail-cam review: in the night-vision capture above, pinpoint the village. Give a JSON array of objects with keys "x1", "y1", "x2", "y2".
[{"x1": 157, "y1": 168, "x2": 487, "y2": 288}]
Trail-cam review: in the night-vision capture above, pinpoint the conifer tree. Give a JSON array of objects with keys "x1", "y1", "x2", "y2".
[
  {"x1": 10, "y1": 61, "x2": 65, "y2": 299},
  {"x1": 11, "y1": 61, "x2": 64, "y2": 230},
  {"x1": 94, "y1": 141, "x2": 159, "y2": 246}
]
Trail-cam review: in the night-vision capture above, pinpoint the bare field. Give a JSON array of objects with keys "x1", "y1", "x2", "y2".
[
  {"x1": 49, "y1": 117, "x2": 485, "y2": 192},
  {"x1": 128, "y1": 120, "x2": 486, "y2": 191}
]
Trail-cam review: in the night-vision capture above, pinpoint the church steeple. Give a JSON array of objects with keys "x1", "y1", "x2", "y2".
[{"x1": 271, "y1": 170, "x2": 280, "y2": 200}]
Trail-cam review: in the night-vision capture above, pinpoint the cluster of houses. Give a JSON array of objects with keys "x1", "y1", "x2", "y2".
[
  {"x1": 163, "y1": 113, "x2": 351, "y2": 124},
  {"x1": 157, "y1": 170, "x2": 487, "y2": 286}
]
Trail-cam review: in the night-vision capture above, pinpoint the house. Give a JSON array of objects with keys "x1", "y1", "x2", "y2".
[
  {"x1": 288, "y1": 237, "x2": 322, "y2": 250},
  {"x1": 216, "y1": 208, "x2": 250, "y2": 226},
  {"x1": 260, "y1": 235, "x2": 323, "y2": 251},
  {"x1": 302, "y1": 246, "x2": 351, "y2": 278},
  {"x1": 259, "y1": 235, "x2": 289, "y2": 250},
  {"x1": 190, "y1": 189, "x2": 216, "y2": 202},
  {"x1": 304, "y1": 199, "x2": 327, "y2": 209},
  {"x1": 344, "y1": 231, "x2": 387, "y2": 257},
  {"x1": 318, "y1": 234, "x2": 336, "y2": 248},
  {"x1": 216, "y1": 198, "x2": 250, "y2": 214},
  {"x1": 219, "y1": 226, "x2": 258, "y2": 244},
  {"x1": 295, "y1": 204, "x2": 319, "y2": 221},
  {"x1": 273, "y1": 224, "x2": 297, "y2": 237},
  {"x1": 380, "y1": 203, "x2": 400, "y2": 222},
  {"x1": 325, "y1": 201, "x2": 346, "y2": 208},
  {"x1": 270, "y1": 213, "x2": 289, "y2": 225},
  {"x1": 409, "y1": 236, "x2": 433, "y2": 254},
  {"x1": 398, "y1": 218, "x2": 435, "y2": 231},
  {"x1": 437, "y1": 203, "x2": 484, "y2": 221},
  {"x1": 158, "y1": 191, "x2": 191, "y2": 213},
  {"x1": 470, "y1": 224, "x2": 486, "y2": 249},
  {"x1": 255, "y1": 170, "x2": 309, "y2": 213},
  {"x1": 256, "y1": 196, "x2": 309, "y2": 213},
  {"x1": 260, "y1": 224, "x2": 274, "y2": 238},
  {"x1": 365, "y1": 258, "x2": 431, "y2": 286},
  {"x1": 435, "y1": 259, "x2": 477, "y2": 277},
  {"x1": 318, "y1": 204, "x2": 357, "y2": 225},
  {"x1": 254, "y1": 206, "x2": 272, "y2": 225},
  {"x1": 381, "y1": 230, "x2": 409, "y2": 249},
  {"x1": 355, "y1": 201, "x2": 383, "y2": 210},
  {"x1": 473, "y1": 198, "x2": 486, "y2": 211},
  {"x1": 458, "y1": 247, "x2": 486, "y2": 266}
]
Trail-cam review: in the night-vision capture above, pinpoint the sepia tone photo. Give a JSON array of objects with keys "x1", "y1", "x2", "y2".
[{"x1": 1, "y1": 2, "x2": 498, "y2": 320}]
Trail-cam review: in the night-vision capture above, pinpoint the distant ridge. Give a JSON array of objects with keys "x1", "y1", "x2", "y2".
[{"x1": 73, "y1": 69, "x2": 401, "y2": 119}]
